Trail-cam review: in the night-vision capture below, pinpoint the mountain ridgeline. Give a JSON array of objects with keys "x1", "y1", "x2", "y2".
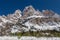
[{"x1": 0, "y1": 5, "x2": 60, "y2": 36}]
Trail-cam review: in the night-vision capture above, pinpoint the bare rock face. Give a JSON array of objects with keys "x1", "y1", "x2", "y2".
[
  {"x1": 22, "y1": 5, "x2": 36, "y2": 18},
  {"x1": 42, "y1": 10, "x2": 55, "y2": 17},
  {"x1": 14, "y1": 9, "x2": 22, "y2": 18}
]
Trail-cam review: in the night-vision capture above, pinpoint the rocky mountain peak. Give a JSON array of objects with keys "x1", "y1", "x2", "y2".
[
  {"x1": 42, "y1": 10, "x2": 55, "y2": 17},
  {"x1": 23, "y1": 5, "x2": 35, "y2": 12},
  {"x1": 23, "y1": 5, "x2": 35, "y2": 18},
  {"x1": 14, "y1": 9, "x2": 22, "y2": 17}
]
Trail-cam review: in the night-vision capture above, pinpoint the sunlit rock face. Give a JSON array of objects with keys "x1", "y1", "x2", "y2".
[
  {"x1": 22, "y1": 5, "x2": 36, "y2": 18},
  {"x1": 0, "y1": 5, "x2": 60, "y2": 36}
]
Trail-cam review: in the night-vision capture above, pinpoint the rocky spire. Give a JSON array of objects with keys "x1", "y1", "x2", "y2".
[
  {"x1": 22, "y1": 5, "x2": 36, "y2": 18},
  {"x1": 23, "y1": 5, "x2": 35, "y2": 12},
  {"x1": 14, "y1": 9, "x2": 22, "y2": 17}
]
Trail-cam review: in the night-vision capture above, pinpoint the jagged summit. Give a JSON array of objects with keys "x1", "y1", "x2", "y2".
[
  {"x1": 42, "y1": 10, "x2": 55, "y2": 17},
  {"x1": 23, "y1": 5, "x2": 35, "y2": 12},
  {"x1": 53, "y1": 13, "x2": 60, "y2": 18},
  {"x1": 22, "y1": 5, "x2": 36, "y2": 18},
  {"x1": 13, "y1": 9, "x2": 22, "y2": 18},
  {"x1": 14, "y1": 9, "x2": 21, "y2": 15}
]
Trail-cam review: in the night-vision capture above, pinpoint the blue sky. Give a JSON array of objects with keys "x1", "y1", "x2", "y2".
[{"x1": 0, "y1": 0, "x2": 60, "y2": 15}]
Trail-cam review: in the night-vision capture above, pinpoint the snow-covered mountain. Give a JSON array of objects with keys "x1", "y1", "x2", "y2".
[{"x1": 0, "y1": 5, "x2": 60, "y2": 36}]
